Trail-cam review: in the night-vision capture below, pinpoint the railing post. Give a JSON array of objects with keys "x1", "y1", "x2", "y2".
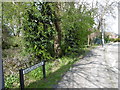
[
  {"x1": 42, "y1": 61, "x2": 46, "y2": 79},
  {"x1": 19, "y1": 69, "x2": 24, "y2": 90}
]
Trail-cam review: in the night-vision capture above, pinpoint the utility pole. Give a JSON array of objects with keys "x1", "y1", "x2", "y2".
[{"x1": 0, "y1": 2, "x2": 4, "y2": 90}]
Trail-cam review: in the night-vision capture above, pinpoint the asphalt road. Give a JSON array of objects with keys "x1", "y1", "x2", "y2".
[{"x1": 57, "y1": 42, "x2": 119, "y2": 88}]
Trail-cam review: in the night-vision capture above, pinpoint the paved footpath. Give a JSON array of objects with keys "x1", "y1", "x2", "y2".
[{"x1": 57, "y1": 42, "x2": 119, "y2": 88}]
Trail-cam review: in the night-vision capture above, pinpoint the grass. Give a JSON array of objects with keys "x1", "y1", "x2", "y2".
[
  {"x1": 27, "y1": 58, "x2": 77, "y2": 88},
  {"x1": 3, "y1": 45, "x2": 97, "y2": 88},
  {"x1": 25, "y1": 46, "x2": 94, "y2": 88}
]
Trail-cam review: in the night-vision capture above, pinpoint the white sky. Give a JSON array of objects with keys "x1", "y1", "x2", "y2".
[{"x1": 108, "y1": 7, "x2": 118, "y2": 34}]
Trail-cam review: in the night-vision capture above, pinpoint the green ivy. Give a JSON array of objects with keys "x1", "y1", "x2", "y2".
[{"x1": 23, "y1": 2, "x2": 56, "y2": 61}]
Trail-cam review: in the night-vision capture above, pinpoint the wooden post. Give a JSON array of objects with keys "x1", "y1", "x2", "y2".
[
  {"x1": 88, "y1": 35, "x2": 90, "y2": 46},
  {"x1": 0, "y1": 2, "x2": 4, "y2": 90},
  {"x1": 0, "y1": 59, "x2": 4, "y2": 90},
  {"x1": 42, "y1": 61, "x2": 46, "y2": 79},
  {"x1": 19, "y1": 69, "x2": 24, "y2": 90}
]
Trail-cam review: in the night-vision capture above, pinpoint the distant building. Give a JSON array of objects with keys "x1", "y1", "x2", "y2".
[{"x1": 105, "y1": 32, "x2": 118, "y2": 39}]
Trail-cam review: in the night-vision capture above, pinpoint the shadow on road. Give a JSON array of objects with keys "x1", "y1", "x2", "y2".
[
  {"x1": 57, "y1": 45, "x2": 118, "y2": 88},
  {"x1": 27, "y1": 44, "x2": 118, "y2": 88}
]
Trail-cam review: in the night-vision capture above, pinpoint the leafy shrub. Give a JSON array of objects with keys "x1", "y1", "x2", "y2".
[
  {"x1": 114, "y1": 38, "x2": 120, "y2": 42},
  {"x1": 23, "y1": 2, "x2": 55, "y2": 61},
  {"x1": 5, "y1": 75, "x2": 19, "y2": 88}
]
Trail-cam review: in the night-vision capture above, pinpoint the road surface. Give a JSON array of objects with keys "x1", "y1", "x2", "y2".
[{"x1": 57, "y1": 42, "x2": 119, "y2": 88}]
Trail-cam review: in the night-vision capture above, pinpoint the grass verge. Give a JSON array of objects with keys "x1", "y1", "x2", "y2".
[{"x1": 26, "y1": 46, "x2": 95, "y2": 88}]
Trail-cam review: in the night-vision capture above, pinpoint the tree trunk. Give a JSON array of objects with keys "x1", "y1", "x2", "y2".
[{"x1": 54, "y1": 3, "x2": 62, "y2": 58}]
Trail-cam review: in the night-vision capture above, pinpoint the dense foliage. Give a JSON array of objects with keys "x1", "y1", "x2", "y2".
[
  {"x1": 23, "y1": 2, "x2": 95, "y2": 60},
  {"x1": 23, "y1": 2, "x2": 56, "y2": 61},
  {"x1": 61, "y1": 3, "x2": 94, "y2": 54}
]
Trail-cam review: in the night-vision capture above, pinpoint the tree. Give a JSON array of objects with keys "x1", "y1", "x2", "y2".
[
  {"x1": 91, "y1": 0, "x2": 117, "y2": 46},
  {"x1": 61, "y1": 2, "x2": 94, "y2": 53},
  {"x1": 2, "y1": 2, "x2": 32, "y2": 49},
  {"x1": 23, "y1": 2, "x2": 56, "y2": 61},
  {"x1": 53, "y1": 2, "x2": 62, "y2": 57}
]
